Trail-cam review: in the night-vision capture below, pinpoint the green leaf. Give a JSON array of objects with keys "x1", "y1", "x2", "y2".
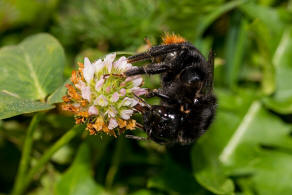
[
  {"x1": 240, "y1": 2, "x2": 285, "y2": 51},
  {"x1": 0, "y1": 33, "x2": 65, "y2": 100},
  {"x1": 47, "y1": 79, "x2": 70, "y2": 104},
  {"x1": 236, "y1": 150, "x2": 292, "y2": 195},
  {"x1": 0, "y1": 33, "x2": 65, "y2": 119},
  {"x1": 54, "y1": 143, "x2": 105, "y2": 195},
  {"x1": 195, "y1": 0, "x2": 247, "y2": 38},
  {"x1": 0, "y1": 92, "x2": 53, "y2": 120},
  {"x1": 224, "y1": 16, "x2": 248, "y2": 89},
  {"x1": 263, "y1": 27, "x2": 292, "y2": 113}
]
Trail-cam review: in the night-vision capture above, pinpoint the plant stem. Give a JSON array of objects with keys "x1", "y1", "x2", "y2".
[
  {"x1": 12, "y1": 113, "x2": 44, "y2": 195},
  {"x1": 105, "y1": 137, "x2": 124, "y2": 188},
  {"x1": 15, "y1": 124, "x2": 84, "y2": 195}
]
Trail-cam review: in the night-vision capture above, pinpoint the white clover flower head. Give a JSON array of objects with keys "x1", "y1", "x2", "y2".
[{"x1": 62, "y1": 53, "x2": 146, "y2": 136}]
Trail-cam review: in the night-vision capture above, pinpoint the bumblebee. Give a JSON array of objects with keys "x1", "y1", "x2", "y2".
[{"x1": 125, "y1": 34, "x2": 217, "y2": 145}]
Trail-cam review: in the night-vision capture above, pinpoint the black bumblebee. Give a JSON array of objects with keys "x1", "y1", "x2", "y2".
[{"x1": 125, "y1": 34, "x2": 217, "y2": 145}]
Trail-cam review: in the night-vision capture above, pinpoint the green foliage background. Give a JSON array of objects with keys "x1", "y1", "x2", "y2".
[{"x1": 1, "y1": 0, "x2": 292, "y2": 194}]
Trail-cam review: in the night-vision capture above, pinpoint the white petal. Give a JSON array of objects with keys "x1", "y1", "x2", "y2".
[
  {"x1": 114, "y1": 56, "x2": 132, "y2": 71},
  {"x1": 104, "y1": 53, "x2": 116, "y2": 73},
  {"x1": 122, "y1": 97, "x2": 138, "y2": 107},
  {"x1": 83, "y1": 57, "x2": 95, "y2": 83},
  {"x1": 93, "y1": 59, "x2": 104, "y2": 73},
  {"x1": 132, "y1": 77, "x2": 143, "y2": 87},
  {"x1": 120, "y1": 109, "x2": 133, "y2": 120},
  {"x1": 88, "y1": 106, "x2": 98, "y2": 115},
  {"x1": 108, "y1": 118, "x2": 118, "y2": 129},
  {"x1": 81, "y1": 86, "x2": 91, "y2": 101}
]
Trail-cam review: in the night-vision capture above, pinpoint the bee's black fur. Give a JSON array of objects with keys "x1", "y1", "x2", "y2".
[{"x1": 125, "y1": 42, "x2": 217, "y2": 145}]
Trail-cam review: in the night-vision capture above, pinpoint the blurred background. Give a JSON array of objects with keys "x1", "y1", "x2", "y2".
[{"x1": 1, "y1": 0, "x2": 292, "y2": 194}]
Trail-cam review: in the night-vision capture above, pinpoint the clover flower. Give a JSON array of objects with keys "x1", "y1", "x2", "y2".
[{"x1": 62, "y1": 53, "x2": 147, "y2": 137}]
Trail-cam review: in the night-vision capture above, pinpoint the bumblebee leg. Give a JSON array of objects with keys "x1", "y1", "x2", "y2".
[
  {"x1": 145, "y1": 89, "x2": 178, "y2": 104},
  {"x1": 127, "y1": 42, "x2": 198, "y2": 63},
  {"x1": 124, "y1": 62, "x2": 169, "y2": 76},
  {"x1": 125, "y1": 134, "x2": 148, "y2": 141},
  {"x1": 146, "y1": 89, "x2": 169, "y2": 99}
]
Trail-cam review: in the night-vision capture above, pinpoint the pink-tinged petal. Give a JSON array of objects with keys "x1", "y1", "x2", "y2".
[
  {"x1": 88, "y1": 106, "x2": 98, "y2": 115},
  {"x1": 120, "y1": 82, "x2": 126, "y2": 87},
  {"x1": 95, "y1": 78, "x2": 105, "y2": 91},
  {"x1": 125, "y1": 75, "x2": 138, "y2": 82},
  {"x1": 119, "y1": 88, "x2": 126, "y2": 96},
  {"x1": 83, "y1": 57, "x2": 95, "y2": 83},
  {"x1": 120, "y1": 109, "x2": 133, "y2": 120},
  {"x1": 104, "y1": 53, "x2": 116, "y2": 73},
  {"x1": 110, "y1": 92, "x2": 119, "y2": 102},
  {"x1": 105, "y1": 86, "x2": 111, "y2": 93},
  {"x1": 106, "y1": 106, "x2": 117, "y2": 117},
  {"x1": 132, "y1": 87, "x2": 147, "y2": 96},
  {"x1": 81, "y1": 86, "x2": 91, "y2": 101},
  {"x1": 108, "y1": 118, "x2": 118, "y2": 129},
  {"x1": 93, "y1": 59, "x2": 104, "y2": 73},
  {"x1": 94, "y1": 95, "x2": 108, "y2": 107},
  {"x1": 125, "y1": 75, "x2": 143, "y2": 86}
]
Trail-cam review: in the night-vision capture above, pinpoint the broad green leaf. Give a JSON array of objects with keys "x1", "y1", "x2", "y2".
[
  {"x1": 236, "y1": 150, "x2": 292, "y2": 195},
  {"x1": 263, "y1": 28, "x2": 292, "y2": 113},
  {"x1": 0, "y1": 33, "x2": 65, "y2": 119},
  {"x1": 0, "y1": 92, "x2": 53, "y2": 120},
  {"x1": 220, "y1": 102, "x2": 292, "y2": 195},
  {"x1": 0, "y1": 33, "x2": 65, "y2": 101},
  {"x1": 54, "y1": 143, "x2": 105, "y2": 195},
  {"x1": 219, "y1": 102, "x2": 292, "y2": 167}
]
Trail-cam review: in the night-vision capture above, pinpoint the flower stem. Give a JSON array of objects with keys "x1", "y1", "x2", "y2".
[
  {"x1": 14, "y1": 124, "x2": 84, "y2": 195},
  {"x1": 12, "y1": 113, "x2": 44, "y2": 195},
  {"x1": 105, "y1": 137, "x2": 124, "y2": 188}
]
